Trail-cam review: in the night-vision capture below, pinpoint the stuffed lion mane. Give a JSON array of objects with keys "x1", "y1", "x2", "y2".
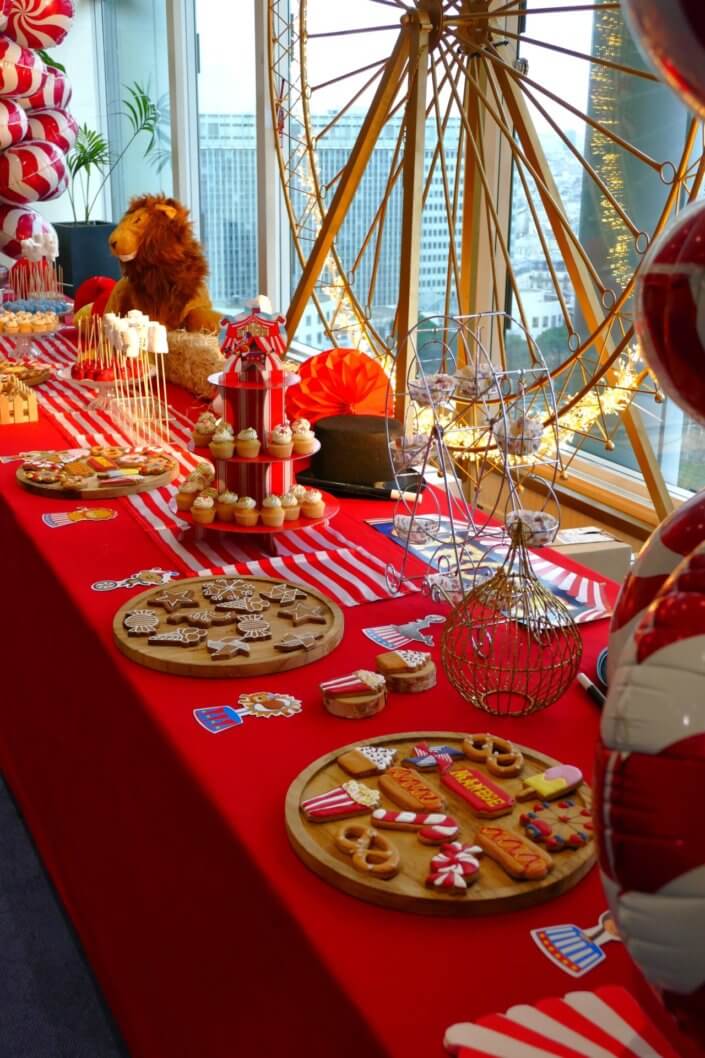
[{"x1": 104, "y1": 193, "x2": 222, "y2": 333}]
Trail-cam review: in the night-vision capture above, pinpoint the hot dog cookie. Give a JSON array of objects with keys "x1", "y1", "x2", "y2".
[
  {"x1": 334, "y1": 823, "x2": 400, "y2": 880},
  {"x1": 476, "y1": 825, "x2": 553, "y2": 880},
  {"x1": 371, "y1": 808, "x2": 460, "y2": 844},
  {"x1": 379, "y1": 766, "x2": 445, "y2": 812}
]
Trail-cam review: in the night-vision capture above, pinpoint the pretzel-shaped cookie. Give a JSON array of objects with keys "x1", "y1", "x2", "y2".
[
  {"x1": 334, "y1": 823, "x2": 400, "y2": 879},
  {"x1": 463, "y1": 733, "x2": 524, "y2": 778}
]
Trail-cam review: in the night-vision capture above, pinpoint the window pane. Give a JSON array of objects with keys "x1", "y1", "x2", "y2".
[
  {"x1": 101, "y1": 0, "x2": 173, "y2": 217},
  {"x1": 195, "y1": 0, "x2": 258, "y2": 313}
]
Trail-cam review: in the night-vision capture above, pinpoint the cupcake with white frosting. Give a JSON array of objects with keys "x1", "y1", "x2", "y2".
[
  {"x1": 302, "y1": 488, "x2": 325, "y2": 519},
  {"x1": 292, "y1": 421, "x2": 317, "y2": 456},
  {"x1": 280, "y1": 490, "x2": 301, "y2": 522},
  {"x1": 209, "y1": 423, "x2": 235, "y2": 459},
  {"x1": 191, "y1": 494, "x2": 215, "y2": 525},
  {"x1": 215, "y1": 490, "x2": 238, "y2": 523},
  {"x1": 234, "y1": 495, "x2": 259, "y2": 527},
  {"x1": 261, "y1": 494, "x2": 285, "y2": 528},
  {"x1": 236, "y1": 427, "x2": 261, "y2": 459},
  {"x1": 268, "y1": 423, "x2": 293, "y2": 459}
]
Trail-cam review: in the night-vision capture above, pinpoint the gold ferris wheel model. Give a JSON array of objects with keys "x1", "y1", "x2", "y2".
[{"x1": 268, "y1": 0, "x2": 705, "y2": 517}]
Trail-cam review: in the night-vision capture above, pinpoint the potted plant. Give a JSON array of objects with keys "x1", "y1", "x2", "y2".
[{"x1": 54, "y1": 81, "x2": 165, "y2": 294}]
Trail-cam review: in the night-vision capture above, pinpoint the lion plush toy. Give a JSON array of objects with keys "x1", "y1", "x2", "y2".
[{"x1": 104, "y1": 194, "x2": 222, "y2": 333}]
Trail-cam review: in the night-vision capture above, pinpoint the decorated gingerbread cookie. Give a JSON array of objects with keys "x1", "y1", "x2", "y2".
[
  {"x1": 236, "y1": 615, "x2": 272, "y2": 641},
  {"x1": 238, "y1": 691, "x2": 302, "y2": 718},
  {"x1": 517, "y1": 764, "x2": 584, "y2": 802},
  {"x1": 275, "y1": 632, "x2": 324, "y2": 653},
  {"x1": 202, "y1": 578, "x2": 255, "y2": 603},
  {"x1": 215, "y1": 597, "x2": 271, "y2": 615},
  {"x1": 440, "y1": 765, "x2": 515, "y2": 818},
  {"x1": 301, "y1": 780, "x2": 380, "y2": 822},
  {"x1": 148, "y1": 588, "x2": 199, "y2": 613},
  {"x1": 371, "y1": 808, "x2": 460, "y2": 844},
  {"x1": 207, "y1": 636, "x2": 251, "y2": 660},
  {"x1": 520, "y1": 800, "x2": 594, "y2": 852},
  {"x1": 426, "y1": 842, "x2": 483, "y2": 893},
  {"x1": 462, "y1": 734, "x2": 525, "y2": 779},
  {"x1": 476, "y1": 825, "x2": 553, "y2": 880},
  {"x1": 279, "y1": 604, "x2": 328, "y2": 627},
  {"x1": 147, "y1": 627, "x2": 208, "y2": 648},
  {"x1": 337, "y1": 746, "x2": 397, "y2": 778},
  {"x1": 123, "y1": 609, "x2": 160, "y2": 636},
  {"x1": 403, "y1": 742, "x2": 464, "y2": 770},
  {"x1": 260, "y1": 583, "x2": 307, "y2": 606},
  {"x1": 167, "y1": 609, "x2": 234, "y2": 629},
  {"x1": 379, "y1": 766, "x2": 445, "y2": 812},
  {"x1": 375, "y1": 649, "x2": 437, "y2": 692},
  {"x1": 334, "y1": 823, "x2": 400, "y2": 880}
]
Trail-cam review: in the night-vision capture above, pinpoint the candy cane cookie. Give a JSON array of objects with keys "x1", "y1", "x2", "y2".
[{"x1": 371, "y1": 808, "x2": 460, "y2": 845}]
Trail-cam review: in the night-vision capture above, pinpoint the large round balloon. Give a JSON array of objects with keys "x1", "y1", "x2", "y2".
[
  {"x1": 0, "y1": 138, "x2": 67, "y2": 205},
  {"x1": 0, "y1": 96, "x2": 27, "y2": 150},
  {"x1": 597, "y1": 542, "x2": 705, "y2": 1046},
  {"x1": 0, "y1": 202, "x2": 55, "y2": 258},
  {"x1": 622, "y1": 1, "x2": 705, "y2": 121},
  {"x1": 6, "y1": 0, "x2": 74, "y2": 49},
  {"x1": 0, "y1": 33, "x2": 45, "y2": 97},
  {"x1": 25, "y1": 106, "x2": 77, "y2": 153},
  {"x1": 609, "y1": 488, "x2": 705, "y2": 680},
  {"x1": 18, "y1": 63, "x2": 70, "y2": 110},
  {"x1": 635, "y1": 199, "x2": 705, "y2": 427}
]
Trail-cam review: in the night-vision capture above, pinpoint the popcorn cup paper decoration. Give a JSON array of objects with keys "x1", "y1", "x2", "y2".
[
  {"x1": 0, "y1": 96, "x2": 27, "y2": 149},
  {"x1": 0, "y1": 202, "x2": 56, "y2": 258},
  {"x1": 25, "y1": 106, "x2": 78, "y2": 153},
  {"x1": 0, "y1": 34, "x2": 46, "y2": 97},
  {"x1": 622, "y1": 0, "x2": 705, "y2": 121},
  {"x1": 6, "y1": 0, "x2": 75, "y2": 49},
  {"x1": 0, "y1": 139, "x2": 68, "y2": 205},
  {"x1": 18, "y1": 63, "x2": 70, "y2": 109},
  {"x1": 286, "y1": 347, "x2": 391, "y2": 424}
]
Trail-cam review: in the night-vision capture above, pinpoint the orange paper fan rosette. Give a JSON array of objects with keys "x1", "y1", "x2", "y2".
[{"x1": 286, "y1": 348, "x2": 390, "y2": 424}]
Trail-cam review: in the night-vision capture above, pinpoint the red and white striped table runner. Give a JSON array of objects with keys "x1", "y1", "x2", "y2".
[{"x1": 2, "y1": 334, "x2": 417, "y2": 607}]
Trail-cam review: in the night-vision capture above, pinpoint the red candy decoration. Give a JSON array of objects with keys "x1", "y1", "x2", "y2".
[
  {"x1": 6, "y1": 0, "x2": 74, "y2": 49},
  {"x1": 0, "y1": 202, "x2": 54, "y2": 258},
  {"x1": 25, "y1": 106, "x2": 78, "y2": 153},
  {"x1": 0, "y1": 138, "x2": 67, "y2": 205},
  {"x1": 0, "y1": 96, "x2": 27, "y2": 149},
  {"x1": 0, "y1": 33, "x2": 45, "y2": 97},
  {"x1": 18, "y1": 63, "x2": 70, "y2": 110},
  {"x1": 622, "y1": 0, "x2": 705, "y2": 121}
]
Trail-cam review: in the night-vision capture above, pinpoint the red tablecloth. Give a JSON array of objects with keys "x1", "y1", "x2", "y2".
[{"x1": 0, "y1": 396, "x2": 700, "y2": 1058}]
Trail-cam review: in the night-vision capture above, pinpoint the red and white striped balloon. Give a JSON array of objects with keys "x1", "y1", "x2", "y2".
[
  {"x1": 6, "y1": 0, "x2": 74, "y2": 49},
  {"x1": 0, "y1": 139, "x2": 67, "y2": 205},
  {"x1": 0, "y1": 33, "x2": 45, "y2": 97},
  {"x1": 0, "y1": 0, "x2": 9, "y2": 33},
  {"x1": 0, "y1": 96, "x2": 27, "y2": 149},
  {"x1": 18, "y1": 63, "x2": 69, "y2": 109},
  {"x1": 25, "y1": 106, "x2": 77, "y2": 153},
  {"x1": 0, "y1": 202, "x2": 55, "y2": 258}
]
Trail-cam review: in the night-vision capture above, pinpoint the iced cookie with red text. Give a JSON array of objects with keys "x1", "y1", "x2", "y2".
[
  {"x1": 462, "y1": 733, "x2": 525, "y2": 779},
  {"x1": 374, "y1": 649, "x2": 437, "y2": 692},
  {"x1": 476, "y1": 825, "x2": 553, "y2": 880},
  {"x1": 440, "y1": 764, "x2": 515, "y2": 818},
  {"x1": 426, "y1": 842, "x2": 483, "y2": 893},
  {"x1": 337, "y1": 745, "x2": 397, "y2": 778},
  {"x1": 520, "y1": 799, "x2": 594, "y2": 852},
  {"x1": 516, "y1": 763, "x2": 584, "y2": 802},
  {"x1": 301, "y1": 780, "x2": 380, "y2": 822},
  {"x1": 371, "y1": 808, "x2": 460, "y2": 845},
  {"x1": 334, "y1": 823, "x2": 400, "y2": 880},
  {"x1": 321, "y1": 671, "x2": 387, "y2": 719},
  {"x1": 379, "y1": 766, "x2": 445, "y2": 812}
]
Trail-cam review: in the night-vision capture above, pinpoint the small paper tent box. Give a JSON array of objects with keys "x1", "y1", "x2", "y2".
[{"x1": 220, "y1": 309, "x2": 287, "y2": 386}]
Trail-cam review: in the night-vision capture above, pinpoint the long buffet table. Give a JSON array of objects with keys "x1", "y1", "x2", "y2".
[{"x1": 0, "y1": 359, "x2": 700, "y2": 1058}]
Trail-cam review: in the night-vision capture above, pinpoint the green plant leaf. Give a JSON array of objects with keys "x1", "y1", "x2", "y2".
[{"x1": 36, "y1": 50, "x2": 66, "y2": 73}]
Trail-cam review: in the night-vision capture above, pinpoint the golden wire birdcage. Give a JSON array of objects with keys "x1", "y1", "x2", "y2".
[{"x1": 441, "y1": 526, "x2": 582, "y2": 717}]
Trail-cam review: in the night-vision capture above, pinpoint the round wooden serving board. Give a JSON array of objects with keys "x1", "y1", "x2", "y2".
[
  {"x1": 16, "y1": 451, "x2": 178, "y2": 500},
  {"x1": 113, "y1": 573, "x2": 344, "y2": 678},
  {"x1": 286, "y1": 731, "x2": 595, "y2": 916}
]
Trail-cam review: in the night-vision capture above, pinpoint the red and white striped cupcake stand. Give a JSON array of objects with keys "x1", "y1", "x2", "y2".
[{"x1": 179, "y1": 314, "x2": 338, "y2": 537}]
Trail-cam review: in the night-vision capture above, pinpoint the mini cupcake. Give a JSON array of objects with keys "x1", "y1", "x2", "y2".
[
  {"x1": 191, "y1": 495, "x2": 215, "y2": 525},
  {"x1": 175, "y1": 478, "x2": 202, "y2": 511},
  {"x1": 234, "y1": 495, "x2": 259, "y2": 527},
  {"x1": 215, "y1": 490, "x2": 238, "y2": 522},
  {"x1": 236, "y1": 427, "x2": 261, "y2": 459},
  {"x1": 261, "y1": 494, "x2": 285, "y2": 528},
  {"x1": 267, "y1": 423, "x2": 293, "y2": 459},
  {"x1": 199, "y1": 486, "x2": 218, "y2": 501},
  {"x1": 302, "y1": 488, "x2": 325, "y2": 519},
  {"x1": 292, "y1": 423, "x2": 317, "y2": 456},
  {"x1": 192, "y1": 411, "x2": 218, "y2": 447},
  {"x1": 209, "y1": 424, "x2": 235, "y2": 459},
  {"x1": 292, "y1": 483, "x2": 308, "y2": 504},
  {"x1": 280, "y1": 490, "x2": 301, "y2": 522},
  {"x1": 193, "y1": 461, "x2": 216, "y2": 484},
  {"x1": 291, "y1": 418, "x2": 311, "y2": 432}
]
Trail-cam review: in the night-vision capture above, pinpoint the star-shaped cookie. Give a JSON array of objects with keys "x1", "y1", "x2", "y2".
[
  {"x1": 207, "y1": 636, "x2": 251, "y2": 660},
  {"x1": 148, "y1": 588, "x2": 199, "y2": 613},
  {"x1": 278, "y1": 604, "x2": 328, "y2": 627}
]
